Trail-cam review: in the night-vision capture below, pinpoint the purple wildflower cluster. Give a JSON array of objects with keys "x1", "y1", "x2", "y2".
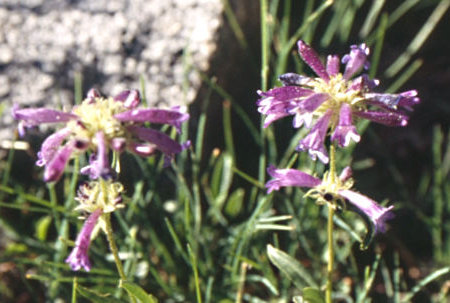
[
  {"x1": 257, "y1": 40, "x2": 419, "y2": 163},
  {"x1": 259, "y1": 41, "x2": 420, "y2": 246},
  {"x1": 13, "y1": 89, "x2": 190, "y2": 182},
  {"x1": 266, "y1": 165, "x2": 393, "y2": 247},
  {"x1": 13, "y1": 88, "x2": 190, "y2": 271}
]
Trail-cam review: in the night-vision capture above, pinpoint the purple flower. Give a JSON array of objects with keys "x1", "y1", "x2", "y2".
[
  {"x1": 266, "y1": 165, "x2": 394, "y2": 248},
  {"x1": 114, "y1": 106, "x2": 189, "y2": 134},
  {"x1": 13, "y1": 89, "x2": 190, "y2": 182},
  {"x1": 257, "y1": 41, "x2": 420, "y2": 163},
  {"x1": 330, "y1": 103, "x2": 361, "y2": 147},
  {"x1": 338, "y1": 190, "x2": 394, "y2": 234},
  {"x1": 266, "y1": 164, "x2": 322, "y2": 193},
  {"x1": 65, "y1": 208, "x2": 102, "y2": 271},
  {"x1": 296, "y1": 109, "x2": 332, "y2": 163},
  {"x1": 80, "y1": 131, "x2": 114, "y2": 180}
]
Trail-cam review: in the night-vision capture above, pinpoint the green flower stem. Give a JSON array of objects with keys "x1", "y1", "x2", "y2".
[
  {"x1": 99, "y1": 178, "x2": 136, "y2": 303},
  {"x1": 103, "y1": 213, "x2": 127, "y2": 283},
  {"x1": 326, "y1": 205, "x2": 334, "y2": 303},
  {"x1": 103, "y1": 212, "x2": 137, "y2": 303},
  {"x1": 326, "y1": 144, "x2": 336, "y2": 303}
]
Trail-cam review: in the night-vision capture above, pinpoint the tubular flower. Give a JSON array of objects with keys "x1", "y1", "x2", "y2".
[
  {"x1": 65, "y1": 208, "x2": 102, "y2": 271},
  {"x1": 266, "y1": 165, "x2": 394, "y2": 248},
  {"x1": 257, "y1": 41, "x2": 419, "y2": 163},
  {"x1": 12, "y1": 89, "x2": 190, "y2": 182},
  {"x1": 65, "y1": 179, "x2": 124, "y2": 271}
]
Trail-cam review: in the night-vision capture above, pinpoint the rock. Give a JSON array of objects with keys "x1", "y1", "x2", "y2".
[{"x1": 0, "y1": 0, "x2": 258, "y2": 142}]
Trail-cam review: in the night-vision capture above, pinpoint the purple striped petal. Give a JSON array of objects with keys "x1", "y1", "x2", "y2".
[
  {"x1": 37, "y1": 127, "x2": 71, "y2": 167},
  {"x1": 296, "y1": 110, "x2": 332, "y2": 163},
  {"x1": 115, "y1": 108, "x2": 189, "y2": 133},
  {"x1": 342, "y1": 44, "x2": 370, "y2": 79},
  {"x1": 43, "y1": 143, "x2": 74, "y2": 182},
  {"x1": 297, "y1": 40, "x2": 330, "y2": 81},
  {"x1": 113, "y1": 90, "x2": 141, "y2": 109},
  {"x1": 65, "y1": 208, "x2": 102, "y2": 271},
  {"x1": 331, "y1": 103, "x2": 360, "y2": 147},
  {"x1": 326, "y1": 55, "x2": 340, "y2": 76},
  {"x1": 266, "y1": 164, "x2": 321, "y2": 193},
  {"x1": 354, "y1": 110, "x2": 408, "y2": 127}
]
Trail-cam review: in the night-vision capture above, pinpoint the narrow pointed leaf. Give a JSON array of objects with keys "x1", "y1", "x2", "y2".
[
  {"x1": 122, "y1": 282, "x2": 158, "y2": 303},
  {"x1": 267, "y1": 244, "x2": 318, "y2": 289}
]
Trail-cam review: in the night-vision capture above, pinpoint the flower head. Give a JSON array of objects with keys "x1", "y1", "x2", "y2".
[
  {"x1": 266, "y1": 165, "x2": 393, "y2": 248},
  {"x1": 65, "y1": 208, "x2": 102, "y2": 271},
  {"x1": 13, "y1": 89, "x2": 190, "y2": 182},
  {"x1": 75, "y1": 179, "x2": 125, "y2": 214},
  {"x1": 257, "y1": 41, "x2": 419, "y2": 163},
  {"x1": 65, "y1": 178, "x2": 125, "y2": 271}
]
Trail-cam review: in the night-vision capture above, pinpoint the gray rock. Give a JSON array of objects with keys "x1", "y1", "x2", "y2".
[{"x1": 0, "y1": 0, "x2": 257, "y2": 142}]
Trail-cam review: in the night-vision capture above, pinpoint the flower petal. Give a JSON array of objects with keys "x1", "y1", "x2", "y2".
[
  {"x1": 278, "y1": 73, "x2": 313, "y2": 86},
  {"x1": 257, "y1": 86, "x2": 314, "y2": 128},
  {"x1": 348, "y1": 75, "x2": 379, "y2": 91},
  {"x1": 338, "y1": 189, "x2": 394, "y2": 248},
  {"x1": 266, "y1": 164, "x2": 321, "y2": 193},
  {"x1": 111, "y1": 137, "x2": 127, "y2": 152},
  {"x1": 365, "y1": 90, "x2": 420, "y2": 109},
  {"x1": 257, "y1": 86, "x2": 313, "y2": 103},
  {"x1": 296, "y1": 110, "x2": 332, "y2": 163},
  {"x1": 298, "y1": 93, "x2": 329, "y2": 112},
  {"x1": 113, "y1": 89, "x2": 141, "y2": 109},
  {"x1": 86, "y1": 88, "x2": 101, "y2": 101},
  {"x1": 354, "y1": 110, "x2": 408, "y2": 126},
  {"x1": 326, "y1": 55, "x2": 340, "y2": 77},
  {"x1": 331, "y1": 103, "x2": 360, "y2": 147},
  {"x1": 65, "y1": 209, "x2": 102, "y2": 271},
  {"x1": 127, "y1": 126, "x2": 185, "y2": 156},
  {"x1": 297, "y1": 40, "x2": 330, "y2": 81},
  {"x1": 339, "y1": 166, "x2": 353, "y2": 182},
  {"x1": 127, "y1": 142, "x2": 157, "y2": 157},
  {"x1": 12, "y1": 104, "x2": 78, "y2": 130},
  {"x1": 43, "y1": 143, "x2": 74, "y2": 182},
  {"x1": 263, "y1": 113, "x2": 291, "y2": 128},
  {"x1": 342, "y1": 44, "x2": 370, "y2": 79},
  {"x1": 80, "y1": 131, "x2": 112, "y2": 179},
  {"x1": 36, "y1": 127, "x2": 71, "y2": 167},
  {"x1": 115, "y1": 108, "x2": 189, "y2": 133}
]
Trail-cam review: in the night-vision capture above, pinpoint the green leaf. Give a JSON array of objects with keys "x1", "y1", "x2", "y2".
[
  {"x1": 122, "y1": 282, "x2": 158, "y2": 303},
  {"x1": 224, "y1": 188, "x2": 244, "y2": 217},
  {"x1": 266, "y1": 244, "x2": 318, "y2": 289},
  {"x1": 76, "y1": 285, "x2": 123, "y2": 303},
  {"x1": 35, "y1": 215, "x2": 52, "y2": 241},
  {"x1": 302, "y1": 287, "x2": 325, "y2": 303}
]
